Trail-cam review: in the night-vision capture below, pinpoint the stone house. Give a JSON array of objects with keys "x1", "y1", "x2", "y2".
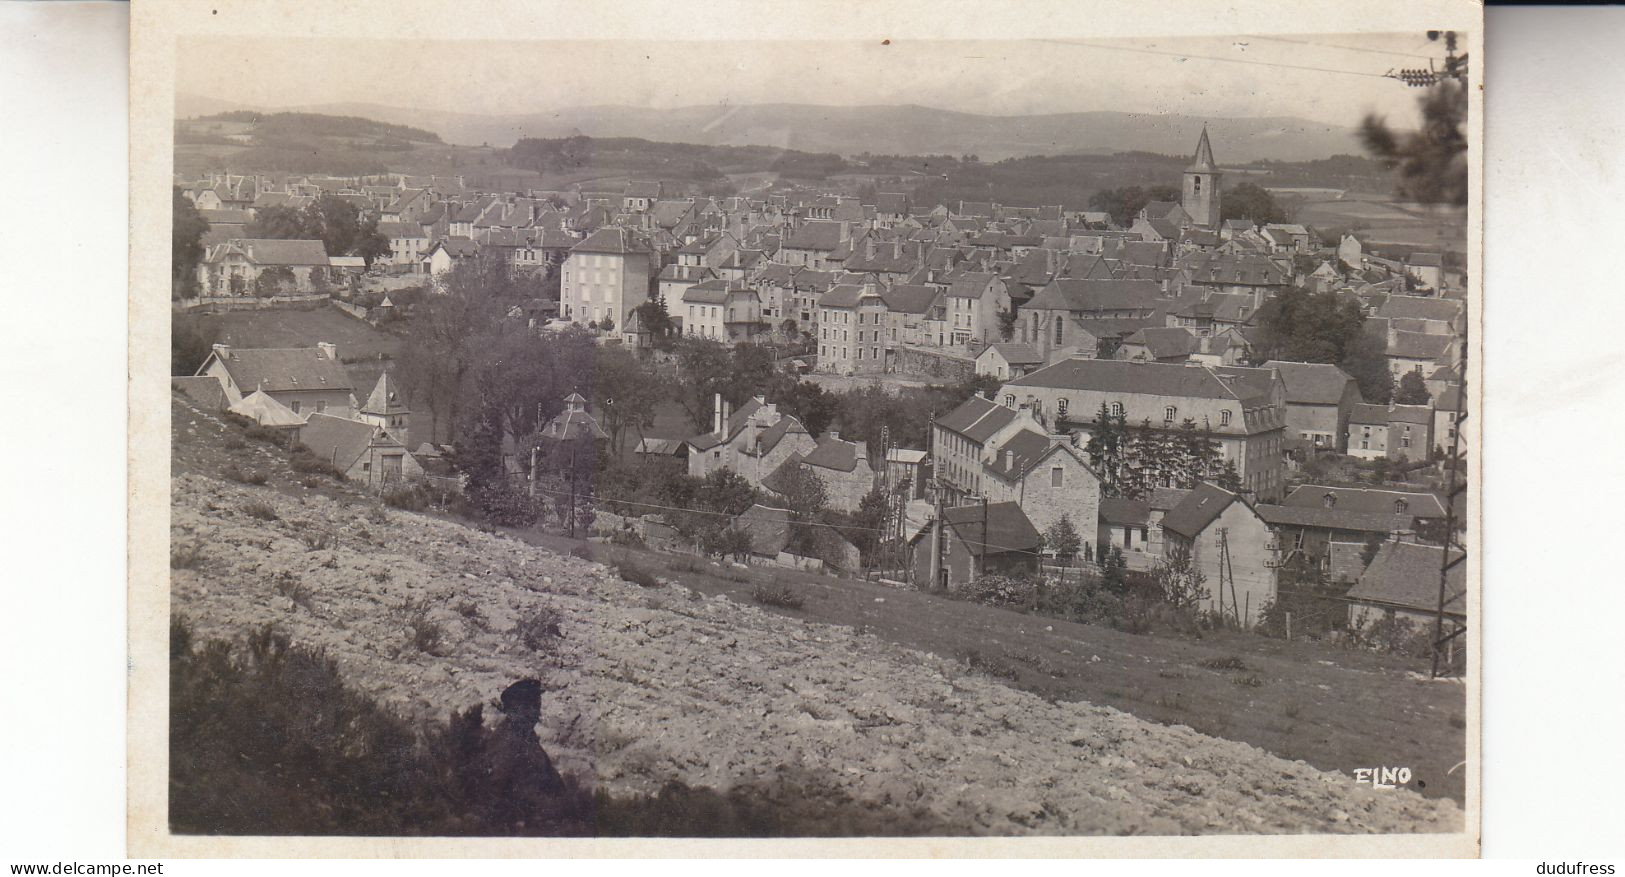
[
  {"x1": 197, "y1": 238, "x2": 332, "y2": 296},
  {"x1": 792, "y1": 433, "x2": 880, "y2": 512},
  {"x1": 943, "y1": 272, "x2": 1011, "y2": 347},
  {"x1": 196, "y1": 342, "x2": 355, "y2": 419},
  {"x1": 816, "y1": 282, "x2": 888, "y2": 375},
  {"x1": 298, "y1": 412, "x2": 423, "y2": 488},
  {"x1": 1158, "y1": 483, "x2": 1279, "y2": 626},
  {"x1": 1262, "y1": 360, "x2": 1364, "y2": 452},
  {"x1": 1348, "y1": 403, "x2": 1434, "y2": 462},
  {"x1": 1345, "y1": 541, "x2": 1464, "y2": 632},
  {"x1": 977, "y1": 433, "x2": 1102, "y2": 546},
  {"x1": 909, "y1": 501, "x2": 1042, "y2": 592},
  {"x1": 931, "y1": 393, "x2": 1044, "y2": 503},
  {"x1": 684, "y1": 395, "x2": 814, "y2": 488},
  {"x1": 882, "y1": 284, "x2": 943, "y2": 347},
  {"x1": 975, "y1": 342, "x2": 1045, "y2": 380}
]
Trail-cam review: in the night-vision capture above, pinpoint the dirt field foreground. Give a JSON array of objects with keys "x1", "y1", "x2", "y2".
[{"x1": 169, "y1": 467, "x2": 1462, "y2": 836}]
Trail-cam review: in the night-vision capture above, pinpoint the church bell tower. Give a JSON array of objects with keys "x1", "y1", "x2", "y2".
[{"x1": 1182, "y1": 125, "x2": 1223, "y2": 230}]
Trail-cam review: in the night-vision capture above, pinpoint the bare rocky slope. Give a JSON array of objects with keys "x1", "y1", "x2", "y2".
[{"x1": 170, "y1": 458, "x2": 1462, "y2": 836}]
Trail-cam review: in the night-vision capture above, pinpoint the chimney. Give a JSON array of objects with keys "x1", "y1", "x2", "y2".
[
  {"x1": 1003, "y1": 448, "x2": 1014, "y2": 470},
  {"x1": 827, "y1": 429, "x2": 840, "y2": 442},
  {"x1": 753, "y1": 394, "x2": 766, "y2": 406},
  {"x1": 713, "y1": 392, "x2": 724, "y2": 437},
  {"x1": 317, "y1": 342, "x2": 338, "y2": 360},
  {"x1": 211, "y1": 343, "x2": 231, "y2": 361}
]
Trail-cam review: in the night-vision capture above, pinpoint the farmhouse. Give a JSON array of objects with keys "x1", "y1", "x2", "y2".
[
  {"x1": 197, "y1": 238, "x2": 332, "y2": 296},
  {"x1": 195, "y1": 342, "x2": 356, "y2": 419},
  {"x1": 298, "y1": 412, "x2": 423, "y2": 488}
]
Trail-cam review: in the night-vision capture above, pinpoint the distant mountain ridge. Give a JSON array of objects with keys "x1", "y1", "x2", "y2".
[{"x1": 176, "y1": 93, "x2": 1366, "y2": 163}]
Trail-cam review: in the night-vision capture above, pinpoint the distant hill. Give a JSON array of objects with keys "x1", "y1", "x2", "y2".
[{"x1": 177, "y1": 94, "x2": 1364, "y2": 163}]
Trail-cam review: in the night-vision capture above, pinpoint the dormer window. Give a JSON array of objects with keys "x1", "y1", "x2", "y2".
[
  {"x1": 1323, "y1": 493, "x2": 1337, "y2": 509},
  {"x1": 1395, "y1": 499, "x2": 1409, "y2": 514},
  {"x1": 1220, "y1": 410, "x2": 1232, "y2": 427}
]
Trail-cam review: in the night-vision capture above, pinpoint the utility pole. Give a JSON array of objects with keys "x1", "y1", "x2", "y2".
[
  {"x1": 1432, "y1": 328, "x2": 1468, "y2": 678},
  {"x1": 979, "y1": 495, "x2": 989, "y2": 578}
]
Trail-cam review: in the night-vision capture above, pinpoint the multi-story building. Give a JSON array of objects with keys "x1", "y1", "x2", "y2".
[
  {"x1": 560, "y1": 226, "x2": 652, "y2": 329},
  {"x1": 999, "y1": 358, "x2": 1289, "y2": 500},
  {"x1": 816, "y1": 281, "x2": 887, "y2": 374}
]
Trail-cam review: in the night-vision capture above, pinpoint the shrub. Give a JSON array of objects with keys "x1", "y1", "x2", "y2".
[
  {"x1": 453, "y1": 600, "x2": 480, "y2": 620},
  {"x1": 665, "y1": 555, "x2": 705, "y2": 574},
  {"x1": 273, "y1": 572, "x2": 312, "y2": 612},
  {"x1": 399, "y1": 599, "x2": 448, "y2": 656},
  {"x1": 290, "y1": 449, "x2": 347, "y2": 480},
  {"x1": 616, "y1": 560, "x2": 663, "y2": 589},
  {"x1": 241, "y1": 500, "x2": 279, "y2": 521},
  {"x1": 383, "y1": 483, "x2": 430, "y2": 511},
  {"x1": 224, "y1": 464, "x2": 269, "y2": 486},
  {"x1": 515, "y1": 607, "x2": 563, "y2": 651},
  {"x1": 959, "y1": 574, "x2": 1037, "y2": 610},
  {"x1": 299, "y1": 527, "x2": 337, "y2": 551},
  {"x1": 1198, "y1": 656, "x2": 1251, "y2": 672},
  {"x1": 1232, "y1": 673, "x2": 1264, "y2": 688},
  {"x1": 223, "y1": 435, "x2": 247, "y2": 451},
  {"x1": 569, "y1": 545, "x2": 595, "y2": 562},
  {"x1": 959, "y1": 648, "x2": 1017, "y2": 681},
  {"x1": 750, "y1": 584, "x2": 804, "y2": 610}
]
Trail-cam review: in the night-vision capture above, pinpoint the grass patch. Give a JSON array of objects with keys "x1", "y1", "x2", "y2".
[
  {"x1": 383, "y1": 484, "x2": 431, "y2": 512},
  {"x1": 1232, "y1": 674, "x2": 1265, "y2": 688},
  {"x1": 749, "y1": 583, "x2": 805, "y2": 611},
  {"x1": 569, "y1": 545, "x2": 595, "y2": 562},
  {"x1": 223, "y1": 435, "x2": 247, "y2": 451},
  {"x1": 958, "y1": 648, "x2": 1018, "y2": 681},
  {"x1": 290, "y1": 449, "x2": 348, "y2": 480}
]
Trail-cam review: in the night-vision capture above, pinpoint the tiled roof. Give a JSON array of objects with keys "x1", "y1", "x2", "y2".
[
  {"x1": 942, "y1": 501, "x2": 1041, "y2": 556},
  {"x1": 1262, "y1": 361, "x2": 1358, "y2": 406},
  {"x1": 802, "y1": 436, "x2": 862, "y2": 472},
  {"x1": 881, "y1": 284, "x2": 939, "y2": 315},
  {"x1": 571, "y1": 226, "x2": 648, "y2": 255},
  {"x1": 1099, "y1": 496, "x2": 1151, "y2": 525},
  {"x1": 1346, "y1": 541, "x2": 1464, "y2": 615},
  {"x1": 209, "y1": 239, "x2": 330, "y2": 267},
  {"x1": 1160, "y1": 482, "x2": 1245, "y2": 539},
  {"x1": 206, "y1": 347, "x2": 354, "y2": 395},
  {"x1": 299, "y1": 413, "x2": 391, "y2": 471},
  {"x1": 783, "y1": 220, "x2": 846, "y2": 252},
  {"x1": 1024, "y1": 278, "x2": 1162, "y2": 314},
  {"x1": 1006, "y1": 359, "x2": 1252, "y2": 401},
  {"x1": 1283, "y1": 485, "x2": 1447, "y2": 519},
  {"x1": 1255, "y1": 503, "x2": 1407, "y2": 534},
  {"x1": 937, "y1": 395, "x2": 1019, "y2": 443},
  {"x1": 987, "y1": 342, "x2": 1044, "y2": 365}
]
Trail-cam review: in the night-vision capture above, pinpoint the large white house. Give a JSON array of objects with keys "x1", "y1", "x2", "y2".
[{"x1": 560, "y1": 226, "x2": 653, "y2": 329}]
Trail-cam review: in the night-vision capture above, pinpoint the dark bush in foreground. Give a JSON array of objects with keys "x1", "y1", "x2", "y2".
[
  {"x1": 223, "y1": 464, "x2": 269, "y2": 486},
  {"x1": 615, "y1": 560, "x2": 663, "y2": 589},
  {"x1": 168, "y1": 619, "x2": 940, "y2": 837},
  {"x1": 750, "y1": 584, "x2": 805, "y2": 610},
  {"x1": 383, "y1": 483, "x2": 431, "y2": 512}
]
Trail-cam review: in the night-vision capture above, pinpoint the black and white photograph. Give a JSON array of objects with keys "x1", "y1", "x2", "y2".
[{"x1": 129, "y1": 0, "x2": 1481, "y2": 855}]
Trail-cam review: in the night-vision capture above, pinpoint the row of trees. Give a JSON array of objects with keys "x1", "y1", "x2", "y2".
[{"x1": 1081, "y1": 403, "x2": 1241, "y2": 499}]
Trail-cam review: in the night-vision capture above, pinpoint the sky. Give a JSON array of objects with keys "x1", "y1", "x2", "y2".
[{"x1": 177, "y1": 33, "x2": 1453, "y2": 130}]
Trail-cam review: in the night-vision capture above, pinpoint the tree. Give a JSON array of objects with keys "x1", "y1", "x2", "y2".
[
  {"x1": 1341, "y1": 325, "x2": 1395, "y2": 405},
  {"x1": 172, "y1": 188, "x2": 210, "y2": 298},
  {"x1": 592, "y1": 345, "x2": 665, "y2": 456},
  {"x1": 630, "y1": 298, "x2": 675, "y2": 343},
  {"x1": 394, "y1": 260, "x2": 503, "y2": 443},
  {"x1": 850, "y1": 486, "x2": 891, "y2": 565},
  {"x1": 1360, "y1": 79, "x2": 1468, "y2": 207},
  {"x1": 1088, "y1": 185, "x2": 1180, "y2": 228},
  {"x1": 1220, "y1": 183, "x2": 1289, "y2": 225},
  {"x1": 171, "y1": 312, "x2": 213, "y2": 375},
  {"x1": 254, "y1": 266, "x2": 295, "y2": 297},
  {"x1": 774, "y1": 461, "x2": 828, "y2": 556},
  {"x1": 353, "y1": 212, "x2": 391, "y2": 269},
  {"x1": 1394, "y1": 370, "x2": 1432, "y2": 405},
  {"x1": 997, "y1": 305, "x2": 1018, "y2": 342},
  {"x1": 244, "y1": 205, "x2": 307, "y2": 240},
  {"x1": 1249, "y1": 286, "x2": 1367, "y2": 365},
  {"x1": 1043, "y1": 515, "x2": 1083, "y2": 564},
  {"x1": 1084, "y1": 402, "x2": 1138, "y2": 498}
]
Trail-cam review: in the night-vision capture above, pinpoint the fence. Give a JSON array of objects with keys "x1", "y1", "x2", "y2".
[{"x1": 174, "y1": 293, "x2": 330, "y2": 313}]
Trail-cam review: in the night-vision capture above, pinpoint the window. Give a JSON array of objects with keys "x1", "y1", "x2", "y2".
[
  {"x1": 1164, "y1": 406, "x2": 1176, "y2": 423},
  {"x1": 316, "y1": 401, "x2": 327, "y2": 414},
  {"x1": 1220, "y1": 410, "x2": 1231, "y2": 427},
  {"x1": 291, "y1": 401, "x2": 301, "y2": 414},
  {"x1": 1057, "y1": 398, "x2": 1069, "y2": 417},
  {"x1": 1193, "y1": 175, "x2": 1202, "y2": 195},
  {"x1": 1395, "y1": 499, "x2": 1409, "y2": 514},
  {"x1": 1003, "y1": 394, "x2": 1015, "y2": 408},
  {"x1": 1111, "y1": 402, "x2": 1123, "y2": 417},
  {"x1": 1051, "y1": 467, "x2": 1064, "y2": 488},
  {"x1": 1054, "y1": 319, "x2": 1063, "y2": 346}
]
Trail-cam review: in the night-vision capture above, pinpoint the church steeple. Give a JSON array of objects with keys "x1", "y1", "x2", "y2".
[
  {"x1": 1182, "y1": 125, "x2": 1223, "y2": 229},
  {"x1": 1187, "y1": 125, "x2": 1218, "y2": 173}
]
